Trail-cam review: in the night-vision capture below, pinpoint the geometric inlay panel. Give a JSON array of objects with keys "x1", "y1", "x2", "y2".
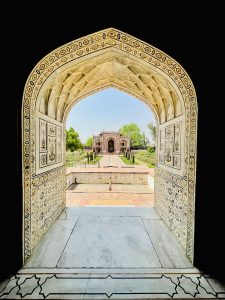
[{"x1": 1, "y1": 272, "x2": 224, "y2": 299}]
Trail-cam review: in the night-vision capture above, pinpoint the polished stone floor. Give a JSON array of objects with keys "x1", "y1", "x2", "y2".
[
  {"x1": 24, "y1": 207, "x2": 192, "y2": 269},
  {"x1": 1, "y1": 207, "x2": 225, "y2": 299}
]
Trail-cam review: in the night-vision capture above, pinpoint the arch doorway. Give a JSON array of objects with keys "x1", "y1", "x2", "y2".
[
  {"x1": 22, "y1": 28, "x2": 197, "y2": 265},
  {"x1": 108, "y1": 139, "x2": 115, "y2": 153}
]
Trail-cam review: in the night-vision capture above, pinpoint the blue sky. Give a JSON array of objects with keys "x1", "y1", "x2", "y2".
[{"x1": 66, "y1": 88, "x2": 156, "y2": 143}]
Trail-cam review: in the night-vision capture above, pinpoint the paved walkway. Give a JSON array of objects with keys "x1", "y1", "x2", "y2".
[{"x1": 99, "y1": 154, "x2": 126, "y2": 167}]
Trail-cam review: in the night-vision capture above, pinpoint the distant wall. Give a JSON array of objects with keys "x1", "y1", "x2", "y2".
[{"x1": 66, "y1": 171, "x2": 148, "y2": 186}]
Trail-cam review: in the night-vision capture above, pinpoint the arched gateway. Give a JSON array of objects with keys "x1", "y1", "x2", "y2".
[
  {"x1": 22, "y1": 28, "x2": 197, "y2": 263},
  {"x1": 108, "y1": 139, "x2": 115, "y2": 153}
]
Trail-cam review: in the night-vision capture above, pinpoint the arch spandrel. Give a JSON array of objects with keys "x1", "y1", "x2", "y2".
[{"x1": 22, "y1": 28, "x2": 197, "y2": 263}]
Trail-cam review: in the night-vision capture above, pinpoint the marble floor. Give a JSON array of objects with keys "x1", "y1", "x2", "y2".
[
  {"x1": 23, "y1": 207, "x2": 191, "y2": 269},
  {"x1": 1, "y1": 207, "x2": 225, "y2": 299}
]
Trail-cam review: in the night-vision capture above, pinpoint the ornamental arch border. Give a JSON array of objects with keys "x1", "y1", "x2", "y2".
[{"x1": 22, "y1": 28, "x2": 197, "y2": 263}]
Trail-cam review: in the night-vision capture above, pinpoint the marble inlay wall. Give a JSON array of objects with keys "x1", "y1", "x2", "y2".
[
  {"x1": 30, "y1": 166, "x2": 66, "y2": 254},
  {"x1": 155, "y1": 167, "x2": 187, "y2": 250}
]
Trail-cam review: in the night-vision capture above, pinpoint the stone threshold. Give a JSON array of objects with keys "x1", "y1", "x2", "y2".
[
  {"x1": 67, "y1": 191, "x2": 153, "y2": 194},
  {"x1": 1, "y1": 269, "x2": 225, "y2": 299},
  {"x1": 19, "y1": 267, "x2": 200, "y2": 274}
]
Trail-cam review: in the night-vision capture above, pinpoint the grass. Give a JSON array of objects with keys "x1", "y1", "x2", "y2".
[
  {"x1": 65, "y1": 150, "x2": 87, "y2": 167},
  {"x1": 120, "y1": 156, "x2": 136, "y2": 165},
  {"x1": 89, "y1": 155, "x2": 102, "y2": 164},
  {"x1": 66, "y1": 150, "x2": 102, "y2": 167},
  {"x1": 120, "y1": 150, "x2": 156, "y2": 168}
]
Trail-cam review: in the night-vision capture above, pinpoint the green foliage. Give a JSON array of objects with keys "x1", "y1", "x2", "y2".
[
  {"x1": 120, "y1": 156, "x2": 134, "y2": 165},
  {"x1": 86, "y1": 136, "x2": 93, "y2": 147},
  {"x1": 120, "y1": 150, "x2": 155, "y2": 168},
  {"x1": 119, "y1": 123, "x2": 147, "y2": 147},
  {"x1": 141, "y1": 131, "x2": 150, "y2": 147},
  {"x1": 66, "y1": 127, "x2": 83, "y2": 152},
  {"x1": 65, "y1": 150, "x2": 87, "y2": 167},
  {"x1": 147, "y1": 122, "x2": 156, "y2": 143},
  {"x1": 135, "y1": 150, "x2": 156, "y2": 168},
  {"x1": 66, "y1": 150, "x2": 102, "y2": 167},
  {"x1": 89, "y1": 155, "x2": 102, "y2": 165},
  {"x1": 147, "y1": 146, "x2": 156, "y2": 153}
]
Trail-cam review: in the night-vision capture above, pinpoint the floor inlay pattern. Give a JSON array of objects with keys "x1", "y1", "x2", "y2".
[{"x1": 1, "y1": 272, "x2": 224, "y2": 299}]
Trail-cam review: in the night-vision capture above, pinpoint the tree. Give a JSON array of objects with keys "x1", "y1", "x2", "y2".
[
  {"x1": 66, "y1": 127, "x2": 83, "y2": 152},
  {"x1": 141, "y1": 131, "x2": 150, "y2": 147},
  {"x1": 86, "y1": 136, "x2": 93, "y2": 147},
  {"x1": 119, "y1": 123, "x2": 146, "y2": 147},
  {"x1": 147, "y1": 122, "x2": 156, "y2": 144}
]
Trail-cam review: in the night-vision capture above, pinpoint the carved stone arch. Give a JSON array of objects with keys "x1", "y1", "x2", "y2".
[
  {"x1": 22, "y1": 28, "x2": 197, "y2": 264},
  {"x1": 63, "y1": 84, "x2": 160, "y2": 124}
]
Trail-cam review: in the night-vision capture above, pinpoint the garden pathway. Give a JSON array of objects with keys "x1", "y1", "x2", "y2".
[{"x1": 99, "y1": 154, "x2": 126, "y2": 167}]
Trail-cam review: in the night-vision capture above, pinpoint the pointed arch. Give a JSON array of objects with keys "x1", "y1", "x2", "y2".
[{"x1": 22, "y1": 28, "x2": 197, "y2": 263}]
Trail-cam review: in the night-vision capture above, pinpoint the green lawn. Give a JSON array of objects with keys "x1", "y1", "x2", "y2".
[
  {"x1": 120, "y1": 156, "x2": 136, "y2": 165},
  {"x1": 65, "y1": 150, "x2": 87, "y2": 167},
  {"x1": 120, "y1": 150, "x2": 156, "y2": 168},
  {"x1": 89, "y1": 155, "x2": 102, "y2": 164},
  {"x1": 66, "y1": 150, "x2": 102, "y2": 167}
]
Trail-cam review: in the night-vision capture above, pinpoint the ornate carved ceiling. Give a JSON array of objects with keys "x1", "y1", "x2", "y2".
[{"x1": 38, "y1": 51, "x2": 182, "y2": 124}]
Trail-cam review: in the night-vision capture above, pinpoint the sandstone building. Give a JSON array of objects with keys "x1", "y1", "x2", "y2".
[{"x1": 93, "y1": 131, "x2": 130, "y2": 154}]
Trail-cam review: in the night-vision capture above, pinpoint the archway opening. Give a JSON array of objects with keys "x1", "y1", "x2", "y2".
[
  {"x1": 65, "y1": 87, "x2": 156, "y2": 208},
  {"x1": 108, "y1": 139, "x2": 115, "y2": 153},
  {"x1": 22, "y1": 29, "x2": 197, "y2": 270},
  {"x1": 24, "y1": 86, "x2": 194, "y2": 271}
]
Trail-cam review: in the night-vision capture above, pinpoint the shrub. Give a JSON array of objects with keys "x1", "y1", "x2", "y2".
[{"x1": 147, "y1": 146, "x2": 156, "y2": 153}]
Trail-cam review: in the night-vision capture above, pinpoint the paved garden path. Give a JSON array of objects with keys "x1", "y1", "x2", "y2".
[{"x1": 99, "y1": 154, "x2": 126, "y2": 167}]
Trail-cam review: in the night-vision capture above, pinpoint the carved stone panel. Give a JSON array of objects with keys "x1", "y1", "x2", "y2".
[
  {"x1": 36, "y1": 114, "x2": 63, "y2": 174},
  {"x1": 158, "y1": 121, "x2": 182, "y2": 171},
  {"x1": 174, "y1": 123, "x2": 181, "y2": 154},
  {"x1": 39, "y1": 120, "x2": 47, "y2": 152},
  {"x1": 164, "y1": 138, "x2": 173, "y2": 166}
]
